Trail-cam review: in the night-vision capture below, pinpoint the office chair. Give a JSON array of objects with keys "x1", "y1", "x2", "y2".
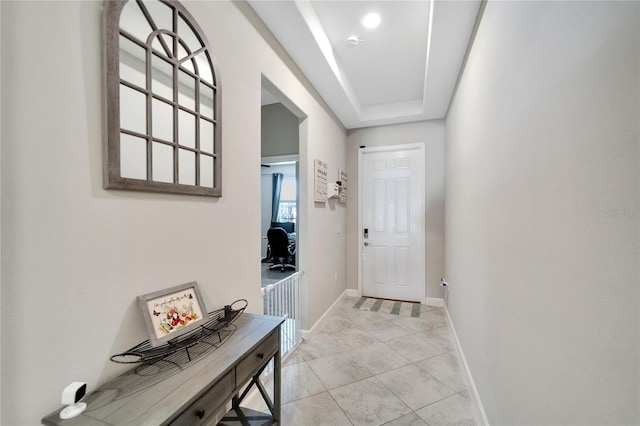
[
  {"x1": 271, "y1": 221, "x2": 294, "y2": 234},
  {"x1": 267, "y1": 227, "x2": 296, "y2": 272}
]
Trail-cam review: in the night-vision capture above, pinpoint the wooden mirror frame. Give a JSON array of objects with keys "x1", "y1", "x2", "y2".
[{"x1": 104, "y1": 0, "x2": 222, "y2": 197}]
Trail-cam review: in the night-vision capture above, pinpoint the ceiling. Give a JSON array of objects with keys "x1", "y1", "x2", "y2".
[{"x1": 249, "y1": 0, "x2": 482, "y2": 129}]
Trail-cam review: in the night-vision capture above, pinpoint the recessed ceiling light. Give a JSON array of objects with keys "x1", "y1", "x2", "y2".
[{"x1": 361, "y1": 12, "x2": 381, "y2": 29}]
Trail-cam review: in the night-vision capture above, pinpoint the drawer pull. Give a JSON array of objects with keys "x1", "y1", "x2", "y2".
[
  {"x1": 257, "y1": 353, "x2": 264, "y2": 360},
  {"x1": 196, "y1": 409, "x2": 205, "y2": 419}
]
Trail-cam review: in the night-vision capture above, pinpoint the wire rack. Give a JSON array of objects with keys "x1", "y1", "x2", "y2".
[{"x1": 110, "y1": 299, "x2": 247, "y2": 364}]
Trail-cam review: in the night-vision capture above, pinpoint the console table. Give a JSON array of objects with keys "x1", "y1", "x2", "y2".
[{"x1": 42, "y1": 314, "x2": 284, "y2": 425}]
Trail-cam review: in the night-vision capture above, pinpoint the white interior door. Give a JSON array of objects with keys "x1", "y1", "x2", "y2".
[{"x1": 360, "y1": 145, "x2": 424, "y2": 302}]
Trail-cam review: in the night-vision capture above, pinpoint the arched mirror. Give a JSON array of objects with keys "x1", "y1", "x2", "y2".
[{"x1": 104, "y1": 0, "x2": 221, "y2": 196}]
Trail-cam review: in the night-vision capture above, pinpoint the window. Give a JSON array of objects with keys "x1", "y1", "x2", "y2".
[
  {"x1": 277, "y1": 176, "x2": 297, "y2": 223},
  {"x1": 105, "y1": 0, "x2": 222, "y2": 196}
]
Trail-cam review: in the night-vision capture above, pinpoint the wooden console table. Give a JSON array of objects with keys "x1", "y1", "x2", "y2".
[{"x1": 42, "y1": 314, "x2": 284, "y2": 425}]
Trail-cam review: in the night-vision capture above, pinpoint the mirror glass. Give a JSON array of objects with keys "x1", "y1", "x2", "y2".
[
  {"x1": 120, "y1": 85, "x2": 146, "y2": 134},
  {"x1": 178, "y1": 149, "x2": 196, "y2": 185},
  {"x1": 152, "y1": 34, "x2": 174, "y2": 58},
  {"x1": 176, "y1": 42, "x2": 188, "y2": 63},
  {"x1": 178, "y1": 15, "x2": 202, "y2": 52},
  {"x1": 152, "y1": 142, "x2": 173, "y2": 183},
  {"x1": 200, "y1": 83, "x2": 214, "y2": 119},
  {"x1": 105, "y1": 0, "x2": 221, "y2": 196},
  {"x1": 177, "y1": 70, "x2": 195, "y2": 111},
  {"x1": 200, "y1": 119, "x2": 214, "y2": 154},
  {"x1": 152, "y1": 54, "x2": 173, "y2": 100},
  {"x1": 200, "y1": 155, "x2": 214, "y2": 188},
  {"x1": 181, "y1": 58, "x2": 195, "y2": 74},
  {"x1": 121, "y1": 134, "x2": 147, "y2": 179},
  {"x1": 120, "y1": 1, "x2": 153, "y2": 43},
  {"x1": 194, "y1": 52, "x2": 213, "y2": 85},
  {"x1": 144, "y1": 0, "x2": 173, "y2": 35},
  {"x1": 178, "y1": 110, "x2": 196, "y2": 148},
  {"x1": 152, "y1": 99, "x2": 173, "y2": 142},
  {"x1": 119, "y1": 36, "x2": 146, "y2": 88}
]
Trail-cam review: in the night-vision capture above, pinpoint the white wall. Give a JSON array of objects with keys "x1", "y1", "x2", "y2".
[
  {"x1": 261, "y1": 103, "x2": 299, "y2": 157},
  {"x1": 303, "y1": 119, "x2": 348, "y2": 330},
  {"x1": 445, "y1": 1, "x2": 639, "y2": 424},
  {"x1": 346, "y1": 120, "x2": 445, "y2": 301},
  {"x1": 0, "y1": 2, "x2": 3, "y2": 421},
  {"x1": 0, "y1": 1, "x2": 346, "y2": 424}
]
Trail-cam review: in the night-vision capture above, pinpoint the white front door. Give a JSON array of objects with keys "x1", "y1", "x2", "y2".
[{"x1": 360, "y1": 145, "x2": 424, "y2": 302}]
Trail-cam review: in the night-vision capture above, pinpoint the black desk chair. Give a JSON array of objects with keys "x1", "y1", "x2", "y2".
[
  {"x1": 267, "y1": 227, "x2": 295, "y2": 272},
  {"x1": 271, "y1": 221, "x2": 294, "y2": 234}
]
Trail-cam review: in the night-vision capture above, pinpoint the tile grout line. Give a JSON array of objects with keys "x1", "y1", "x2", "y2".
[
  {"x1": 280, "y1": 295, "x2": 481, "y2": 425},
  {"x1": 326, "y1": 387, "x2": 356, "y2": 426},
  {"x1": 281, "y1": 357, "x2": 467, "y2": 426},
  {"x1": 326, "y1": 332, "x2": 461, "y2": 421},
  {"x1": 353, "y1": 297, "x2": 422, "y2": 318}
]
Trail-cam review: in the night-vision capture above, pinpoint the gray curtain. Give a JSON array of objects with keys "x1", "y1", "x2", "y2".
[{"x1": 271, "y1": 173, "x2": 283, "y2": 224}]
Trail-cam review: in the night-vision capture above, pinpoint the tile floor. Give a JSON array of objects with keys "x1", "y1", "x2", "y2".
[{"x1": 248, "y1": 295, "x2": 483, "y2": 426}]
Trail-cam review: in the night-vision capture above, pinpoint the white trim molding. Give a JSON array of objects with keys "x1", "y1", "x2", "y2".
[
  {"x1": 261, "y1": 154, "x2": 300, "y2": 165},
  {"x1": 346, "y1": 288, "x2": 360, "y2": 298},
  {"x1": 425, "y1": 297, "x2": 444, "y2": 307},
  {"x1": 300, "y1": 289, "x2": 350, "y2": 340},
  {"x1": 444, "y1": 304, "x2": 490, "y2": 426}
]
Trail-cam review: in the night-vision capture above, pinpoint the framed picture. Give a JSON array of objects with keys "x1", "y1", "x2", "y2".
[
  {"x1": 137, "y1": 281, "x2": 208, "y2": 347},
  {"x1": 314, "y1": 159, "x2": 328, "y2": 202}
]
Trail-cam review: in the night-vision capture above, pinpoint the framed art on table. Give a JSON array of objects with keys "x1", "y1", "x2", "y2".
[{"x1": 137, "y1": 281, "x2": 208, "y2": 347}]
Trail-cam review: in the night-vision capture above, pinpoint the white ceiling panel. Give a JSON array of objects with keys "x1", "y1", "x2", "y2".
[{"x1": 249, "y1": 0, "x2": 482, "y2": 129}]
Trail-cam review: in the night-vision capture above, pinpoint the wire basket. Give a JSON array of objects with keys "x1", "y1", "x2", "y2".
[{"x1": 110, "y1": 299, "x2": 247, "y2": 364}]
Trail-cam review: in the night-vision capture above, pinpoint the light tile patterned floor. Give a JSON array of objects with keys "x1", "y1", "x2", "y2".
[{"x1": 248, "y1": 295, "x2": 483, "y2": 426}]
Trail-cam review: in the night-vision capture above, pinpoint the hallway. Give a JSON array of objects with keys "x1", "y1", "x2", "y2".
[{"x1": 251, "y1": 295, "x2": 483, "y2": 425}]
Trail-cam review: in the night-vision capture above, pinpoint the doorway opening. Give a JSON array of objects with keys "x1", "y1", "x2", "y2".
[
  {"x1": 260, "y1": 91, "x2": 300, "y2": 287},
  {"x1": 260, "y1": 76, "x2": 307, "y2": 356},
  {"x1": 260, "y1": 155, "x2": 298, "y2": 285}
]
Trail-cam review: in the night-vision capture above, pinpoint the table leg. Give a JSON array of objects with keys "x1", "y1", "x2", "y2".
[{"x1": 273, "y1": 329, "x2": 281, "y2": 424}]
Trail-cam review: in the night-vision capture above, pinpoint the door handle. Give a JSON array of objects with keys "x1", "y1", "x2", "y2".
[{"x1": 364, "y1": 242, "x2": 370, "y2": 246}]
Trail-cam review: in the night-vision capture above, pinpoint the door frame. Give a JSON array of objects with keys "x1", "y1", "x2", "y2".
[
  {"x1": 261, "y1": 74, "x2": 309, "y2": 329},
  {"x1": 357, "y1": 143, "x2": 426, "y2": 303}
]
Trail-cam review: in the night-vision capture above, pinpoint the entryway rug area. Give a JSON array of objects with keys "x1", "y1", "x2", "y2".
[{"x1": 353, "y1": 297, "x2": 421, "y2": 318}]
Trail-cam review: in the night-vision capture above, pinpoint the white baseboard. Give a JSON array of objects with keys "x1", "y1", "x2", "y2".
[
  {"x1": 300, "y1": 289, "x2": 349, "y2": 340},
  {"x1": 346, "y1": 288, "x2": 360, "y2": 298},
  {"x1": 425, "y1": 297, "x2": 444, "y2": 307},
  {"x1": 301, "y1": 329, "x2": 312, "y2": 341},
  {"x1": 444, "y1": 304, "x2": 490, "y2": 426}
]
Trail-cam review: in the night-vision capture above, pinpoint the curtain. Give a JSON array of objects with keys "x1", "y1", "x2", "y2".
[{"x1": 271, "y1": 173, "x2": 283, "y2": 224}]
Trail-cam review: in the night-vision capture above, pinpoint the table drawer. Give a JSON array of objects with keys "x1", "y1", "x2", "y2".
[
  {"x1": 236, "y1": 331, "x2": 278, "y2": 386},
  {"x1": 170, "y1": 370, "x2": 234, "y2": 426}
]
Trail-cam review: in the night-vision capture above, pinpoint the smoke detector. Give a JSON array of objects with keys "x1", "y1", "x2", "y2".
[{"x1": 345, "y1": 35, "x2": 366, "y2": 48}]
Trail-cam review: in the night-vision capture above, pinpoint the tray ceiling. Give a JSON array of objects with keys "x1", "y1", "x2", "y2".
[{"x1": 250, "y1": 0, "x2": 482, "y2": 129}]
